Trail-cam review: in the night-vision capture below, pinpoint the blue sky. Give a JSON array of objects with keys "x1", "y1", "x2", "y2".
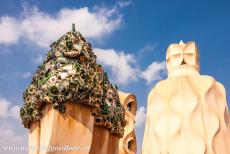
[{"x1": 0, "y1": 0, "x2": 230, "y2": 154}]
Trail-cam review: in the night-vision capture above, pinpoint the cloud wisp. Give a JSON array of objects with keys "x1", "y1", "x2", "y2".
[
  {"x1": 139, "y1": 44, "x2": 158, "y2": 55},
  {"x1": 117, "y1": 0, "x2": 133, "y2": 8}
]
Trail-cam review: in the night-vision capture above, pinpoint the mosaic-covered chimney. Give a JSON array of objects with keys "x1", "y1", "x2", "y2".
[{"x1": 20, "y1": 24, "x2": 126, "y2": 154}]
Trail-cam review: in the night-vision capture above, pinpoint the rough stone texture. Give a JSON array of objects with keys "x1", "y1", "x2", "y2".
[
  {"x1": 142, "y1": 41, "x2": 230, "y2": 154},
  {"x1": 118, "y1": 91, "x2": 137, "y2": 154}
]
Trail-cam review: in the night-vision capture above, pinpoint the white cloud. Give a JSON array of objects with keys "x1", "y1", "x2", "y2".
[
  {"x1": 135, "y1": 106, "x2": 146, "y2": 128},
  {"x1": 141, "y1": 61, "x2": 166, "y2": 84},
  {"x1": 0, "y1": 97, "x2": 20, "y2": 119},
  {"x1": 0, "y1": 17, "x2": 20, "y2": 44},
  {"x1": 0, "y1": 6, "x2": 123, "y2": 48},
  {"x1": 94, "y1": 48, "x2": 139, "y2": 85},
  {"x1": 94, "y1": 48, "x2": 166, "y2": 85}
]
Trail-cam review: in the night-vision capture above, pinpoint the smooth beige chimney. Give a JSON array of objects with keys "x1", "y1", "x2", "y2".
[{"x1": 142, "y1": 41, "x2": 230, "y2": 154}]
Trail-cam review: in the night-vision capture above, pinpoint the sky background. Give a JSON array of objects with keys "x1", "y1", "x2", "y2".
[{"x1": 0, "y1": 0, "x2": 230, "y2": 154}]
